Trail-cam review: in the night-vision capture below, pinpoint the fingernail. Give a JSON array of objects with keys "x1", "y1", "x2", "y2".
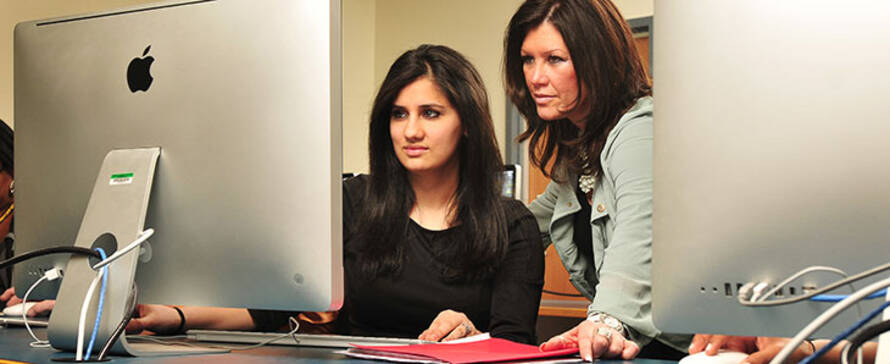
[{"x1": 583, "y1": 355, "x2": 592, "y2": 362}]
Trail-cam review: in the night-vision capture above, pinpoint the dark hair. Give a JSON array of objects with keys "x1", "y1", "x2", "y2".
[
  {"x1": 504, "y1": 0, "x2": 651, "y2": 182},
  {"x1": 358, "y1": 44, "x2": 507, "y2": 281}
]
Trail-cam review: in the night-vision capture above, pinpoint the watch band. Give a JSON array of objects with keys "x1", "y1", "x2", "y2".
[{"x1": 587, "y1": 312, "x2": 626, "y2": 337}]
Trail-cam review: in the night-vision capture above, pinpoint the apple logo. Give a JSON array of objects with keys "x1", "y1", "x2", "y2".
[{"x1": 127, "y1": 45, "x2": 154, "y2": 92}]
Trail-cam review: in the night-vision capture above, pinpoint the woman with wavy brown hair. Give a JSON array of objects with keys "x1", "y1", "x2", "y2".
[{"x1": 504, "y1": 0, "x2": 690, "y2": 360}]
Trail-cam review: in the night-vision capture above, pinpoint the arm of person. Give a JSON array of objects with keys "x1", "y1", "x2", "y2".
[
  {"x1": 586, "y1": 117, "x2": 657, "y2": 345},
  {"x1": 126, "y1": 304, "x2": 257, "y2": 334},
  {"x1": 540, "y1": 118, "x2": 655, "y2": 360},
  {"x1": 690, "y1": 335, "x2": 879, "y2": 364}
]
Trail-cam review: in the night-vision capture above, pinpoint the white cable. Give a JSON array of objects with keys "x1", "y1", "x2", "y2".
[
  {"x1": 21, "y1": 275, "x2": 49, "y2": 348},
  {"x1": 128, "y1": 317, "x2": 303, "y2": 351},
  {"x1": 750, "y1": 282, "x2": 770, "y2": 302},
  {"x1": 76, "y1": 269, "x2": 103, "y2": 361},
  {"x1": 757, "y1": 266, "x2": 849, "y2": 302},
  {"x1": 768, "y1": 276, "x2": 890, "y2": 364},
  {"x1": 91, "y1": 228, "x2": 154, "y2": 270}
]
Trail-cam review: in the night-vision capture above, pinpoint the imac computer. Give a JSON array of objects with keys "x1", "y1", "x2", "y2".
[
  {"x1": 651, "y1": 0, "x2": 890, "y2": 349},
  {"x1": 14, "y1": 0, "x2": 342, "y2": 356}
]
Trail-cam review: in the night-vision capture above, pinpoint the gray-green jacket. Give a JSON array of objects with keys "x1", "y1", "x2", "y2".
[{"x1": 528, "y1": 97, "x2": 689, "y2": 351}]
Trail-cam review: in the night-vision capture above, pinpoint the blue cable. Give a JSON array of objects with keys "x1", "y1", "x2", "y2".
[
  {"x1": 85, "y1": 248, "x2": 109, "y2": 360},
  {"x1": 811, "y1": 288, "x2": 888, "y2": 302},
  {"x1": 799, "y1": 300, "x2": 890, "y2": 364}
]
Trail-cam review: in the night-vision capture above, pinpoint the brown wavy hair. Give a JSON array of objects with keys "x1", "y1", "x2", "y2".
[{"x1": 504, "y1": 0, "x2": 651, "y2": 182}]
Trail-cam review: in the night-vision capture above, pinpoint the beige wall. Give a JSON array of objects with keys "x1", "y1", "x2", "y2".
[
  {"x1": 616, "y1": 0, "x2": 654, "y2": 19},
  {"x1": 342, "y1": 0, "x2": 376, "y2": 174}
]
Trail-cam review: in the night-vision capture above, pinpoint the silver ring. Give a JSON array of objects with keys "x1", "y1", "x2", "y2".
[
  {"x1": 597, "y1": 327, "x2": 612, "y2": 340},
  {"x1": 462, "y1": 322, "x2": 473, "y2": 337}
]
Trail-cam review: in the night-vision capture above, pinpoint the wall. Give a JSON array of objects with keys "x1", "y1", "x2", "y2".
[
  {"x1": 616, "y1": 0, "x2": 654, "y2": 19},
  {"x1": 342, "y1": 0, "x2": 376, "y2": 174}
]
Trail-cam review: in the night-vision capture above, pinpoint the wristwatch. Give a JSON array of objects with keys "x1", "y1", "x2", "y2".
[{"x1": 588, "y1": 312, "x2": 626, "y2": 337}]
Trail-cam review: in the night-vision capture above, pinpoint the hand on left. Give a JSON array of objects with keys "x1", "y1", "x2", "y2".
[
  {"x1": 539, "y1": 319, "x2": 639, "y2": 361},
  {"x1": 418, "y1": 309, "x2": 481, "y2": 342}
]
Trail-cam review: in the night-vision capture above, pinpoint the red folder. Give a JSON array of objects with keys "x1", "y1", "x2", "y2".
[{"x1": 348, "y1": 338, "x2": 579, "y2": 364}]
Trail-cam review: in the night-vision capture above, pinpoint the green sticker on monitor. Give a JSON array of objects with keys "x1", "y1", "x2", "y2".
[{"x1": 110, "y1": 172, "x2": 134, "y2": 185}]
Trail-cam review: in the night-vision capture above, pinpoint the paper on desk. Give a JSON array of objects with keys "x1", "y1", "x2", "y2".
[
  {"x1": 345, "y1": 337, "x2": 579, "y2": 364},
  {"x1": 439, "y1": 333, "x2": 490, "y2": 344}
]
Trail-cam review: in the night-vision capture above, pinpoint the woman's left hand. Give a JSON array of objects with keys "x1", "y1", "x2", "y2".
[
  {"x1": 540, "y1": 319, "x2": 640, "y2": 361},
  {"x1": 418, "y1": 309, "x2": 481, "y2": 342}
]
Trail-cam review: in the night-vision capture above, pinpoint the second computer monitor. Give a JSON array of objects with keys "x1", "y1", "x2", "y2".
[{"x1": 652, "y1": 1, "x2": 890, "y2": 337}]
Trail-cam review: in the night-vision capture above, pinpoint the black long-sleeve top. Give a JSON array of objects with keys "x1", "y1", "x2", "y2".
[{"x1": 251, "y1": 175, "x2": 544, "y2": 344}]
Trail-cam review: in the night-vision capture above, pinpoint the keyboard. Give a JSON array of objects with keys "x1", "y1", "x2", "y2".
[
  {"x1": 0, "y1": 316, "x2": 49, "y2": 327},
  {"x1": 186, "y1": 329, "x2": 427, "y2": 348}
]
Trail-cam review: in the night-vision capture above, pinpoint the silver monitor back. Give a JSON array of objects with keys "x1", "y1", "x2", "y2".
[
  {"x1": 652, "y1": 1, "x2": 890, "y2": 337},
  {"x1": 14, "y1": 0, "x2": 343, "y2": 311}
]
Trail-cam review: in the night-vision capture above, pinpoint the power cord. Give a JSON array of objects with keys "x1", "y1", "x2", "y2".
[
  {"x1": 0, "y1": 246, "x2": 100, "y2": 270},
  {"x1": 741, "y1": 261, "x2": 890, "y2": 307},
  {"x1": 21, "y1": 267, "x2": 63, "y2": 348},
  {"x1": 84, "y1": 248, "x2": 109, "y2": 360},
  {"x1": 798, "y1": 300, "x2": 890, "y2": 364},
  {"x1": 76, "y1": 259, "x2": 106, "y2": 361},
  {"x1": 755, "y1": 266, "x2": 850, "y2": 302},
  {"x1": 126, "y1": 317, "x2": 302, "y2": 351},
  {"x1": 768, "y1": 276, "x2": 890, "y2": 364},
  {"x1": 91, "y1": 229, "x2": 154, "y2": 270},
  {"x1": 96, "y1": 283, "x2": 138, "y2": 361},
  {"x1": 841, "y1": 319, "x2": 890, "y2": 364}
]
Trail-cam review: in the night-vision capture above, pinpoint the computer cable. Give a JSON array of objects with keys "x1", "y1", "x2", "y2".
[
  {"x1": 749, "y1": 265, "x2": 865, "y2": 318},
  {"x1": 91, "y1": 228, "x2": 154, "y2": 270},
  {"x1": 811, "y1": 288, "x2": 888, "y2": 302},
  {"x1": 756, "y1": 266, "x2": 849, "y2": 302},
  {"x1": 797, "y1": 300, "x2": 890, "y2": 364},
  {"x1": 96, "y1": 283, "x2": 138, "y2": 361},
  {"x1": 76, "y1": 260, "x2": 106, "y2": 361},
  {"x1": 0, "y1": 246, "x2": 100, "y2": 270},
  {"x1": 84, "y1": 248, "x2": 109, "y2": 360},
  {"x1": 768, "y1": 276, "x2": 890, "y2": 364},
  {"x1": 21, "y1": 267, "x2": 62, "y2": 348},
  {"x1": 842, "y1": 319, "x2": 890, "y2": 364},
  {"x1": 742, "y1": 261, "x2": 890, "y2": 307},
  {"x1": 126, "y1": 317, "x2": 302, "y2": 351}
]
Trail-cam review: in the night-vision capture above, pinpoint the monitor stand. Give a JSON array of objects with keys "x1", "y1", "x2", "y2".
[
  {"x1": 876, "y1": 289, "x2": 889, "y2": 364},
  {"x1": 48, "y1": 148, "x2": 226, "y2": 357}
]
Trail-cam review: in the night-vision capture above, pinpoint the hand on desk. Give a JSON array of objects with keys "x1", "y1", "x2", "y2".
[
  {"x1": 539, "y1": 319, "x2": 639, "y2": 361},
  {"x1": 689, "y1": 335, "x2": 814, "y2": 364},
  {"x1": 0, "y1": 287, "x2": 55, "y2": 316},
  {"x1": 418, "y1": 309, "x2": 481, "y2": 342},
  {"x1": 125, "y1": 304, "x2": 182, "y2": 335}
]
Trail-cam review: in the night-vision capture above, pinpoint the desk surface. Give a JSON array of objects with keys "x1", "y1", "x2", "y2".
[{"x1": 0, "y1": 327, "x2": 677, "y2": 364}]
